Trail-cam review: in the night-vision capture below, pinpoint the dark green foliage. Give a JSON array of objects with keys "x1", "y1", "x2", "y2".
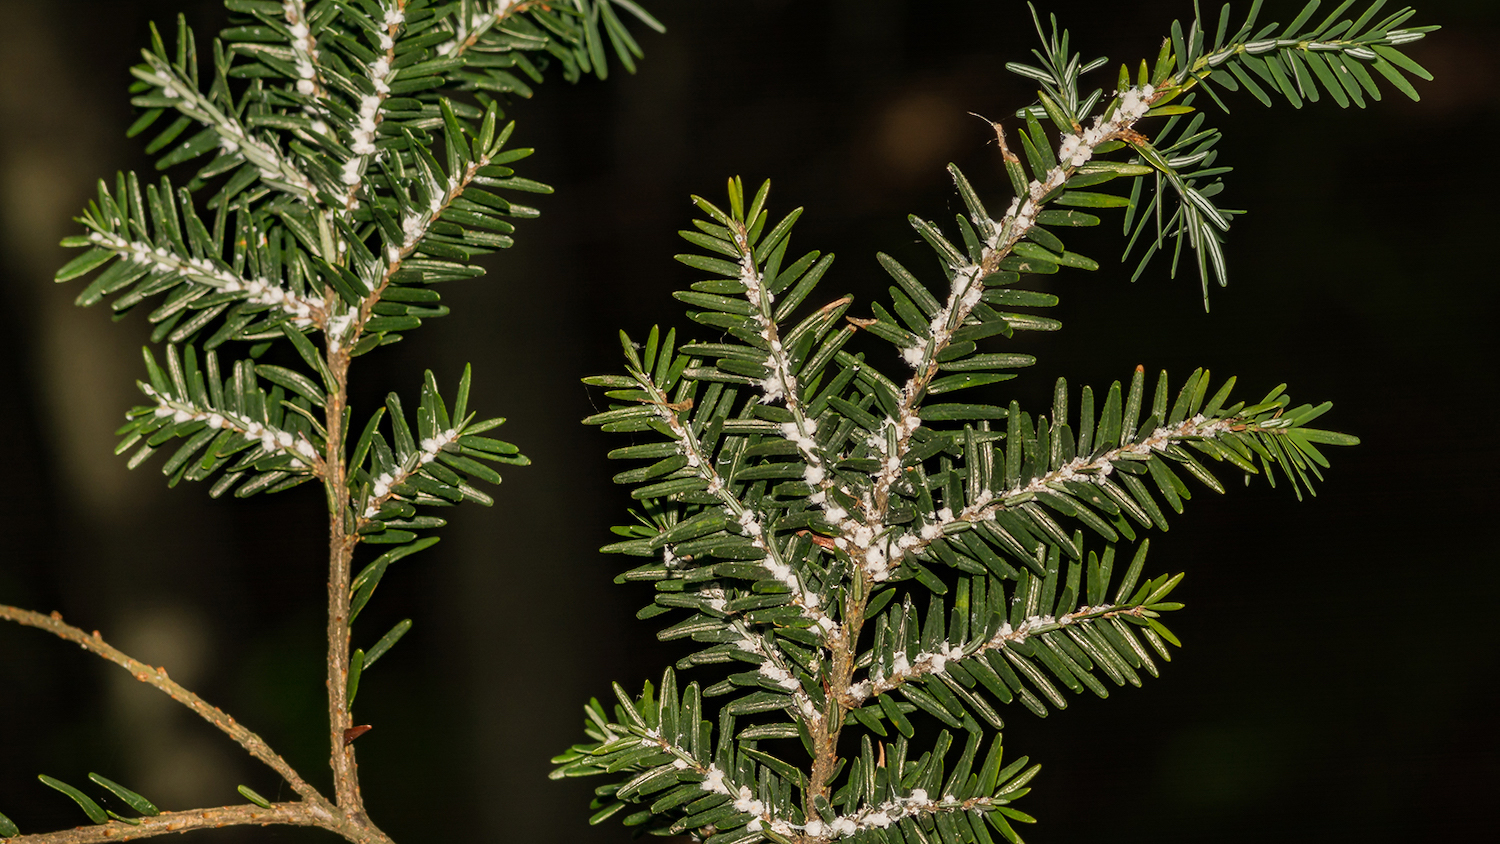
[
  {"x1": 34, "y1": 2, "x2": 659, "y2": 828},
  {"x1": 556, "y1": 3, "x2": 1426, "y2": 841},
  {"x1": 1006, "y1": 1, "x2": 1434, "y2": 308},
  {"x1": 52, "y1": 0, "x2": 658, "y2": 697}
]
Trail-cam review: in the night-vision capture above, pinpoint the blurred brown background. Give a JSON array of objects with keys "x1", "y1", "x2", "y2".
[{"x1": 0, "y1": 1, "x2": 1495, "y2": 842}]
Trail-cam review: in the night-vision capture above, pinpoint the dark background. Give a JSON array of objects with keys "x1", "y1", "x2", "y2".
[{"x1": 0, "y1": 1, "x2": 1495, "y2": 842}]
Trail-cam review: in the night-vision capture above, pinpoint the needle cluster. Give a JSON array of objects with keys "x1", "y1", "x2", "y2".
[{"x1": 552, "y1": 3, "x2": 1433, "y2": 843}]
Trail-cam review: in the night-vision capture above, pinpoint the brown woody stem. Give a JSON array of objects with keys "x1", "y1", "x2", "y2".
[{"x1": 323, "y1": 344, "x2": 365, "y2": 817}]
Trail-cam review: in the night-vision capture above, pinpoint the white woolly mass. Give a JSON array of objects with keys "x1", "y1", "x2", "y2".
[
  {"x1": 144, "y1": 387, "x2": 317, "y2": 467},
  {"x1": 781, "y1": 418, "x2": 820, "y2": 457},
  {"x1": 700, "y1": 765, "x2": 728, "y2": 794},
  {"x1": 736, "y1": 508, "x2": 763, "y2": 537},
  {"x1": 758, "y1": 662, "x2": 802, "y2": 692},
  {"x1": 350, "y1": 94, "x2": 383, "y2": 156},
  {"x1": 370, "y1": 58, "x2": 392, "y2": 88},
  {"x1": 1117, "y1": 83, "x2": 1156, "y2": 122},
  {"x1": 798, "y1": 695, "x2": 819, "y2": 719},
  {"x1": 401, "y1": 212, "x2": 426, "y2": 247},
  {"x1": 925, "y1": 264, "x2": 987, "y2": 339},
  {"x1": 890, "y1": 651, "x2": 911, "y2": 676},
  {"x1": 1057, "y1": 132, "x2": 1092, "y2": 168},
  {"x1": 780, "y1": 417, "x2": 818, "y2": 439},
  {"x1": 325, "y1": 310, "x2": 356, "y2": 354},
  {"x1": 763, "y1": 557, "x2": 792, "y2": 583},
  {"x1": 389, "y1": 156, "x2": 471, "y2": 247},
  {"x1": 757, "y1": 543, "x2": 832, "y2": 628},
  {"x1": 361, "y1": 427, "x2": 461, "y2": 517},
  {"x1": 822, "y1": 788, "x2": 942, "y2": 836},
  {"x1": 284, "y1": 1, "x2": 321, "y2": 96},
  {"x1": 88, "y1": 233, "x2": 316, "y2": 326},
  {"x1": 743, "y1": 259, "x2": 799, "y2": 406},
  {"x1": 343, "y1": 46, "x2": 397, "y2": 188},
  {"x1": 760, "y1": 373, "x2": 788, "y2": 403},
  {"x1": 919, "y1": 641, "x2": 967, "y2": 676},
  {"x1": 732, "y1": 785, "x2": 766, "y2": 817},
  {"x1": 852, "y1": 525, "x2": 874, "y2": 547}
]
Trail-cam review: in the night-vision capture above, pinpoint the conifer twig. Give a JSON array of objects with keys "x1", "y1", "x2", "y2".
[
  {"x1": 558, "y1": 4, "x2": 1432, "y2": 840},
  {"x1": 796, "y1": 83, "x2": 1170, "y2": 809},
  {"x1": 26, "y1": 0, "x2": 662, "y2": 838}
]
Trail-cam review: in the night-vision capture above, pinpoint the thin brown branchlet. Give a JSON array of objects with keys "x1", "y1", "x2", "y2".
[{"x1": 0, "y1": 606, "x2": 399, "y2": 843}]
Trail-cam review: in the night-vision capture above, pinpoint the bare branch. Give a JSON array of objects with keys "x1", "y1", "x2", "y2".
[
  {"x1": 0, "y1": 606, "x2": 327, "y2": 809},
  {"x1": 0, "y1": 800, "x2": 397, "y2": 844},
  {"x1": 0, "y1": 804, "x2": 321, "y2": 844}
]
